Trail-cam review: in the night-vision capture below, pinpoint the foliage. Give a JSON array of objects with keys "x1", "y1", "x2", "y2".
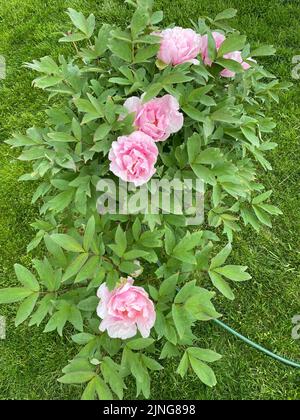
[{"x1": 0, "y1": 0, "x2": 291, "y2": 400}]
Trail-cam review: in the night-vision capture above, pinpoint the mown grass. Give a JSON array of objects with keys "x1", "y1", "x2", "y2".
[{"x1": 0, "y1": 0, "x2": 299, "y2": 400}]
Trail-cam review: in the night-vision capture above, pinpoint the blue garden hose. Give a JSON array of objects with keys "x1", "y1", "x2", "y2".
[{"x1": 213, "y1": 319, "x2": 300, "y2": 369}]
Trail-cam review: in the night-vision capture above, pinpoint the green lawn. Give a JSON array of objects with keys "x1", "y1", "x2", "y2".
[{"x1": 0, "y1": 0, "x2": 299, "y2": 400}]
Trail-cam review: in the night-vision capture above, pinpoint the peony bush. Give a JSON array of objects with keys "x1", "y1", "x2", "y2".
[{"x1": 0, "y1": 0, "x2": 290, "y2": 400}]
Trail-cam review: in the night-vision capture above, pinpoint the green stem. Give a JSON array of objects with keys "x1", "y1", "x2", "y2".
[{"x1": 213, "y1": 319, "x2": 300, "y2": 369}]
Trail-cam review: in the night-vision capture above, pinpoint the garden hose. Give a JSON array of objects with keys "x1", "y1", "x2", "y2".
[
  {"x1": 167, "y1": 273, "x2": 300, "y2": 369},
  {"x1": 213, "y1": 319, "x2": 300, "y2": 369}
]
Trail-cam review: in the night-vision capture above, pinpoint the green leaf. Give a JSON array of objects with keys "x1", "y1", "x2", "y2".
[
  {"x1": 211, "y1": 109, "x2": 238, "y2": 124},
  {"x1": 75, "y1": 256, "x2": 99, "y2": 283},
  {"x1": 216, "y1": 58, "x2": 244, "y2": 74},
  {"x1": 47, "y1": 132, "x2": 77, "y2": 143},
  {"x1": 132, "y1": 218, "x2": 141, "y2": 241},
  {"x1": 176, "y1": 352, "x2": 189, "y2": 378},
  {"x1": 210, "y1": 243, "x2": 232, "y2": 269},
  {"x1": 241, "y1": 207, "x2": 261, "y2": 232},
  {"x1": 164, "y1": 322, "x2": 177, "y2": 346},
  {"x1": 183, "y1": 106, "x2": 205, "y2": 122},
  {"x1": 131, "y1": 7, "x2": 149, "y2": 39},
  {"x1": 94, "y1": 24, "x2": 112, "y2": 56},
  {"x1": 156, "y1": 59, "x2": 168, "y2": 70},
  {"x1": 115, "y1": 225, "x2": 127, "y2": 256},
  {"x1": 140, "y1": 231, "x2": 163, "y2": 248},
  {"x1": 252, "y1": 206, "x2": 272, "y2": 227},
  {"x1": 119, "y1": 261, "x2": 139, "y2": 275},
  {"x1": 241, "y1": 126, "x2": 260, "y2": 147},
  {"x1": 174, "y1": 281, "x2": 196, "y2": 304},
  {"x1": 72, "y1": 118, "x2": 82, "y2": 141},
  {"x1": 172, "y1": 304, "x2": 189, "y2": 339},
  {"x1": 44, "y1": 306, "x2": 69, "y2": 336},
  {"x1": 74, "y1": 98, "x2": 102, "y2": 121},
  {"x1": 17, "y1": 145, "x2": 46, "y2": 162},
  {"x1": 143, "y1": 83, "x2": 163, "y2": 103},
  {"x1": 148, "y1": 9, "x2": 162, "y2": 23},
  {"x1": 101, "y1": 357, "x2": 125, "y2": 400},
  {"x1": 83, "y1": 216, "x2": 96, "y2": 251},
  {"x1": 218, "y1": 34, "x2": 247, "y2": 57},
  {"x1": 15, "y1": 293, "x2": 39, "y2": 327},
  {"x1": 108, "y1": 37, "x2": 132, "y2": 62},
  {"x1": 123, "y1": 249, "x2": 149, "y2": 260},
  {"x1": 59, "y1": 33, "x2": 87, "y2": 43},
  {"x1": 72, "y1": 333, "x2": 95, "y2": 345},
  {"x1": 172, "y1": 251, "x2": 197, "y2": 265},
  {"x1": 209, "y1": 271, "x2": 235, "y2": 300},
  {"x1": 214, "y1": 265, "x2": 252, "y2": 282},
  {"x1": 141, "y1": 355, "x2": 163, "y2": 371},
  {"x1": 81, "y1": 377, "x2": 97, "y2": 400},
  {"x1": 160, "y1": 342, "x2": 180, "y2": 359},
  {"x1": 14, "y1": 264, "x2": 40, "y2": 292},
  {"x1": 195, "y1": 148, "x2": 222, "y2": 165},
  {"x1": 148, "y1": 285, "x2": 158, "y2": 301},
  {"x1": 127, "y1": 338, "x2": 154, "y2": 350},
  {"x1": 184, "y1": 289, "x2": 221, "y2": 321},
  {"x1": 173, "y1": 231, "x2": 203, "y2": 254},
  {"x1": 159, "y1": 273, "x2": 178, "y2": 299},
  {"x1": 187, "y1": 348, "x2": 222, "y2": 363},
  {"x1": 94, "y1": 123, "x2": 111, "y2": 141},
  {"x1": 77, "y1": 296, "x2": 98, "y2": 312},
  {"x1": 33, "y1": 75, "x2": 63, "y2": 89},
  {"x1": 106, "y1": 271, "x2": 119, "y2": 291},
  {"x1": 207, "y1": 31, "x2": 217, "y2": 62},
  {"x1": 29, "y1": 294, "x2": 53, "y2": 327},
  {"x1": 67, "y1": 9, "x2": 95, "y2": 37},
  {"x1": 199, "y1": 95, "x2": 216, "y2": 107},
  {"x1": 187, "y1": 133, "x2": 201, "y2": 163},
  {"x1": 126, "y1": 351, "x2": 150, "y2": 398},
  {"x1": 191, "y1": 164, "x2": 216, "y2": 185},
  {"x1": 164, "y1": 226, "x2": 176, "y2": 255},
  {"x1": 50, "y1": 234, "x2": 84, "y2": 253},
  {"x1": 251, "y1": 45, "x2": 276, "y2": 57},
  {"x1": 134, "y1": 44, "x2": 159, "y2": 63},
  {"x1": 62, "y1": 253, "x2": 89, "y2": 282},
  {"x1": 108, "y1": 77, "x2": 131, "y2": 85},
  {"x1": 94, "y1": 376, "x2": 113, "y2": 400},
  {"x1": 189, "y1": 355, "x2": 217, "y2": 387},
  {"x1": 162, "y1": 71, "x2": 193, "y2": 85},
  {"x1": 258, "y1": 204, "x2": 282, "y2": 216},
  {"x1": 63, "y1": 358, "x2": 93, "y2": 374},
  {"x1": 25, "y1": 56, "x2": 60, "y2": 74},
  {"x1": 58, "y1": 371, "x2": 95, "y2": 384},
  {"x1": 68, "y1": 306, "x2": 84, "y2": 332},
  {"x1": 215, "y1": 8, "x2": 237, "y2": 21},
  {"x1": 252, "y1": 190, "x2": 272, "y2": 205},
  {"x1": 188, "y1": 85, "x2": 213, "y2": 102},
  {"x1": 35, "y1": 259, "x2": 61, "y2": 291},
  {"x1": 6, "y1": 133, "x2": 42, "y2": 148},
  {"x1": 47, "y1": 190, "x2": 74, "y2": 214},
  {"x1": 0, "y1": 288, "x2": 33, "y2": 304},
  {"x1": 44, "y1": 234, "x2": 67, "y2": 268},
  {"x1": 88, "y1": 267, "x2": 106, "y2": 290}
]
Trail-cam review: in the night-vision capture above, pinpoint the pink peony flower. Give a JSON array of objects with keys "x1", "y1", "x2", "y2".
[
  {"x1": 123, "y1": 94, "x2": 184, "y2": 142},
  {"x1": 201, "y1": 32, "x2": 226, "y2": 66},
  {"x1": 97, "y1": 277, "x2": 156, "y2": 340},
  {"x1": 220, "y1": 51, "x2": 252, "y2": 78},
  {"x1": 109, "y1": 131, "x2": 158, "y2": 186},
  {"x1": 201, "y1": 32, "x2": 253, "y2": 78},
  {"x1": 156, "y1": 27, "x2": 202, "y2": 66}
]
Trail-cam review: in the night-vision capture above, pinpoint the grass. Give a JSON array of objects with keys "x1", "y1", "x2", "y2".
[{"x1": 0, "y1": 0, "x2": 299, "y2": 400}]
